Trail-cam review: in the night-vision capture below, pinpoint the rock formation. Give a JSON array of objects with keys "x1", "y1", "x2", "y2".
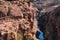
[{"x1": 0, "y1": 1, "x2": 38, "y2": 40}]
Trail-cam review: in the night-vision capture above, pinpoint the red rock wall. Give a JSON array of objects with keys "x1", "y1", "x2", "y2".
[{"x1": 0, "y1": 1, "x2": 38, "y2": 40}]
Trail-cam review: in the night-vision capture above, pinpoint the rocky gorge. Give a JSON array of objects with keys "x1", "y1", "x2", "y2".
[{"x1": 0, "y1": 0, "x2": 60, "y2": 40}]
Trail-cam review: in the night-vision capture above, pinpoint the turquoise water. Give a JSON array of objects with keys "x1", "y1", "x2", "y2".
[
  {"x1": 39, "y1": 31, "x2": 44, "y2": 40},
  {"x1": 36, "y1": 13, "x2": 44, "y2": 40}
]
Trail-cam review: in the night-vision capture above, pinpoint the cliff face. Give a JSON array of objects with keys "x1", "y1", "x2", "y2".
[
  {"x1": 33, "y1": 0, "x2": 60, "y2": 40},
  {"x1": 36, "y1": 5, "x2": 60, "y2": 40},
  {"x1": 0, "y1": 1, "x2": 38, "y2": 40}
]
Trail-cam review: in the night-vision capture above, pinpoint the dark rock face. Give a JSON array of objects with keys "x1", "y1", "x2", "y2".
[{"x1": 37, "y1": 6, "x2": 60, "y2": 40}]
